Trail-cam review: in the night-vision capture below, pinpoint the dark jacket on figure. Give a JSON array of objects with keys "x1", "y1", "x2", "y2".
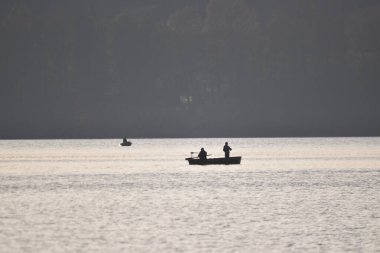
[
  {"x1": 198, "y1": 148, "x2": 207, "y2": 160},
  {"x1": 223, "y1": 144, "x2": 232, "y2": 158}
]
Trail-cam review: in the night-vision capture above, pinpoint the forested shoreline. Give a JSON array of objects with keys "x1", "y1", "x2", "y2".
[{"x1": 1, "y1": 0, "x2": 379, "y2": 138}]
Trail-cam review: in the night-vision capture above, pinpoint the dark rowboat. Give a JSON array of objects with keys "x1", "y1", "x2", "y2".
[
  {"x1": 120, "y1": 141, "x2": 132, "y2": 146},
  {"x1": 186, "y1": 156, "x2": 241, "y2": 165}
]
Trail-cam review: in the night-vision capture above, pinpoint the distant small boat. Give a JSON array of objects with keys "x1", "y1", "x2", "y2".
[
  {"x1": 186, "y1": 156, "x2": 241, "y2": 165},
  {"x1": 120, "y1": 141, "x2": 132, "y2": 146},
  {"x1": 120, "y1": 138, "x2": 132, "y2": 146}
]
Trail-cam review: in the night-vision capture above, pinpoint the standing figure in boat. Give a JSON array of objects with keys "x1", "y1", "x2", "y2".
[
  {"x1": 198, "y1": 148, "x2": 207, "y2": 160},
  {"x1": 223, "y1": 142, "x2": 232, "y2": 158}
]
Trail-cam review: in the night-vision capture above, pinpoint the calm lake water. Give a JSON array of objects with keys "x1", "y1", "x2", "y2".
[{"x1": 0, "y1": 138, "x2": 379, "y2": 252}]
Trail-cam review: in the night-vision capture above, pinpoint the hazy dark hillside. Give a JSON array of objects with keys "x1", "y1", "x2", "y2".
[{"x1": 1, "y1": 0, "x2": 379, "y2": 138}]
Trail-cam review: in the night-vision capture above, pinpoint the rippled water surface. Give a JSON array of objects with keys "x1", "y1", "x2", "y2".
[{"x1": 0, "y1": 138, "x2": 379, "y2": 252}]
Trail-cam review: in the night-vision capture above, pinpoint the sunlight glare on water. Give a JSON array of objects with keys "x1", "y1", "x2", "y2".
[{"x1": 0, "y1": 138, "x2": 379, "y2": 252}]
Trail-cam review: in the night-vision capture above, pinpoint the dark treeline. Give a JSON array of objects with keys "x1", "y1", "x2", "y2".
[{"x1": 1, "y1": 0, "x2": 379, "y2": 138}]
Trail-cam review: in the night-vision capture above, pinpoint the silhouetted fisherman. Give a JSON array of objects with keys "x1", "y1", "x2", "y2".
[
  {"x1": 122, "y1": 137, "x2": 128, "y2": 143},
  {"x1": 198, "y1": 148, "x2": 207, "y2": 160},
  {"x1": 223, "y1": 142, "x2": 232, "y2": 158}
]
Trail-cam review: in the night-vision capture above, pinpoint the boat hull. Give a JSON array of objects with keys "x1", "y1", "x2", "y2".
[
  {"x1": 186, "y1": 156, "x2": 241, "y2": 165},
  {"x1": 120, "y1": 142, "x2": 132, "y2": 146}
]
